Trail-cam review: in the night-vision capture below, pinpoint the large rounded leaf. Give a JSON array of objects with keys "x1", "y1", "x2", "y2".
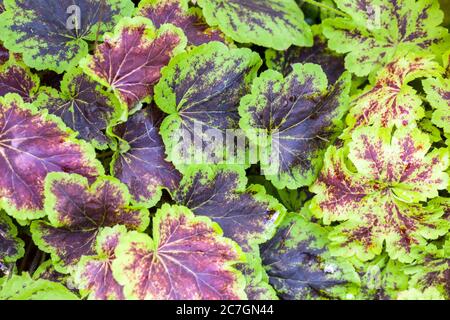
[
  {"x1": 0, "y1": 94, "x2": 103, "y2": 220},
  {"x1": 112, "y1": 204, "x2": 246, "y2": 300},
  {"x1": 0, "y1": 55, "x2": 39, "y2": 102}
]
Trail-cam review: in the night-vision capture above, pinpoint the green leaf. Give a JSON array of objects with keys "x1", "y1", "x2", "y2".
[
  {"x1": 0, "y1": 210, "x2": 24, "y2": 264},
  {"x1": 423, "y1": 76, "x2": 450, "y2": 134}
]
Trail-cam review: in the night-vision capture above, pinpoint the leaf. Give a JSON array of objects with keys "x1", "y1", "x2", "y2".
[
  {"x1": 74, "y1": 225, "x2": 126, "y2": 300},
  {"x1": 110, "y1": 107, "x2": 181, "y2": 207},
  {"x1": 0, "y1": 0, "x2": 4, "y2": 13},
  {"x1": 0, "y1": 94, "x2": 103, "y2": 220},
  {"x1": 0, "y1": 55, "x2": 40, "y2": 102},
  {"x1": 239, "y1": 64, "x2": 351, "y2": 189},
  {"x1": 343, "y1": 54, "x2": 442, "y2": 137},
  {"x1": 423, "y1": 76, "x2": 450, "y2": 134},
  {"x1": 265, "y1": 26, "x2": 345, "y2": 84},
  {"x1": 397, "y1": 287, "x2": 445, "y2": 300},
  {"x1": 196, "y1": 0, "x2": 312, "y2": 50},
  {"x1": 137, "y1": 0, "x2": 225, "y2": 46},
  {"x1": 0, "y1": 210, "x2": 24, "y2": 264},
  {"x1": 33, "y1": 260, "x2": 72, "y2": 286},
  {"x1": 36, "y1": 68, "x2": 124, "y2": 150},
  {"x1": 310, "y1": 127, "x2": 449, "y2": 263},
  {"x1": 0, "y1": 43, "x2": 9, "y2": 65},
  {"x1": 155, "y1": 41, "x2": 261, "y2": 171},
  {"x1": 0, "y1": 0, "x2": 135, "y2": 73},
  {"x1": 0, "y1": 273, "x2": 79, "y2": 300},
  {"x1": 31, "y1": 172, "x2": 149, "y2": 272},
  {"x1": 80, "y1": 17, "x2": 186, "y2": 111},
  {"x1": 174, "y1": 166, "x2": 286, "y2": 253},
  {"x1": 322, "y1": 0, "x2": 450, "y2": 77},
  {"x1": 112, "y1": 204, "x2": 246, "y2": 300},
  {"x1": 260, "y1": 213, "x2": 360, "y2": 300}
]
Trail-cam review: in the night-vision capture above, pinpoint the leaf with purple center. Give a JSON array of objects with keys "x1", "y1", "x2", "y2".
[
  {"x1": 0, "y1": 94, "x2": 103, "y2": 220},
  {"x1": 136, "y1": 0, "x2": 225, "y2": 46},
  {"x1": 80, "y1": 17, "x2": 186, "y2": 111},
  {"x1": 239, "y1": 63, "x2": 351, "y2": 189},
  {"x1": 109, "y1": 106, "x2": 181, "y2": 207},
  {"x1": 0, "y1": 210, "x2": 24, "y2": 264},
  {"x1": 0, "y1": 0, "x2": 135, "y2": 73},
  {"x1": 112, "y1": 204, "x2": 247, "y2": 300},
  {"x1": 310, "y1": 127, "x2": 449, "y2": 263},
  {"x1": 30, "y1": 172, "x2": 149, "y2": 273},
  {"x1": 74, "y1": 225, "x2": 126, "y2": 300},
  {"x1": 36, "y1": 68, "x2": 124, "y2": 150}
]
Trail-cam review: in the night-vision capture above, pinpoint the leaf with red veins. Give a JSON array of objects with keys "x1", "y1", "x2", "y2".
[
  {"x1": 137, "y1": 0, "x2": 224, "y2": 46},
  {"x1": 311, "y1": 127, "x2": 449, "y2": 262},
  {"x1": 74, "y1": 226, "x2": 127, "y2": 300},
  {"x1": 343, "y1": 54, "x2": 442, "y2": 137},
  {"x1": 0, "y1": 56, "x2": 40, "y2": 102},
  {"x1": 31, "y1": 173, "x2": 149, "y2": 272},
  {"x1": 80, "y1": 17, "x2": 186, "y2": 111},
  {"x1": 0, "y1": 94, "x2": 103, "y2": 220},
  {"x1": 112, "y1": 204, "x2": 247, "y2": 300}
]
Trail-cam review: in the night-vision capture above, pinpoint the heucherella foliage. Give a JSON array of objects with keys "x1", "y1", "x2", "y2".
[
  {"x1": 0, "y1": 210, "x2": 24, "y2": 264},
  {"x1": 112, "y1": 204, "x2": 247, "y2": 300},
  {"x1": 310, "y1": 127, "x2": 449, "y2": 263},
  {"x1": 0, "y1": 43, "x2": 8, "y2": 65},
  {"x1": 239, "y1": 63, "x2": 351, "y2": 189},
  {"x1": 0, "y1": 0, "x2": 135, "y2": 73},
  {"x1": 196, "y1": 0, "x2": 313, "y2": 50},
  {"x1": 136, "y1": 0, "x2": 225, "y2": 46},
  {"x1": 81, "y1": 17, "x2": 186, "y2": 111},
  {"x1": 423, "y1": 71, "x2": 450, "y2": 134},
  {"x1": 0, "y1": 94, "x2": 103, "y2": 220},
  {"x1": 109, "y1": 107, "x2": 181, "y2": 207},
  {"x1": 31, "y1": 173, "x2": 149, "y2": 272},
  {"x1": 323, "y1": 0, "x2": 450, "y2": 77}
]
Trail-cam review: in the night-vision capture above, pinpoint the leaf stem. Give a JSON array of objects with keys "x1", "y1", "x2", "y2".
[{"x1": 302, "y1": 0, "x2": 348, "y2": 17}]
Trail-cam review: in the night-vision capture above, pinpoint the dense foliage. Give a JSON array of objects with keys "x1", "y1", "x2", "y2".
[{"x1": 0, "y1": 0, "x2": 449, "y2": 300}]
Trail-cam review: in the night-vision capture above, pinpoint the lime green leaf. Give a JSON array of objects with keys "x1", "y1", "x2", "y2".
[{"x1": 423, "y1": 76, "x2": 450, "y2": 134}]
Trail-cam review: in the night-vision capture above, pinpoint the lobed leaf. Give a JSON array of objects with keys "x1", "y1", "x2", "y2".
[
  {"x1": 423, "y1": 76, "x2": 450, "y2": 134},
  {"x1": 0, "y1": 210, "x2": 24, "y2": 264}
]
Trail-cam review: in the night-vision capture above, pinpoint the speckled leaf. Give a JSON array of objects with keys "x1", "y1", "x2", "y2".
[
  {"x1": 81, "y1": 17, "x2": 186, "y2": 111},
  {"x1": 239, "y1": 64, "x2": 351, "y2": 189},
  {"x1": 0, "y1": 210, "x2": 24, "y2": 264},
  {"x1": 423, "y1": 76, "x2": 450, "y2": 134},
  {"x1": 310, "y1": 127, "x2": 449, "y2": 262},
  {"x1": 0, "y1": 94, "x2": 103, "y2": 220},
  {"x1": 37, "y1": 69, "x2": 123, "y2": 150},
  {"x1": 196, "y1": 0, "x2": 312, "y2": 50},
  {"x1": 112, "y1": 204, "x2": 246, "y2": 300},
  {"x1": 323, "y1": 0, "x2": 450, "y2": 77},
  {"x1": 0, "y1": 55, "x2": 39, "y2": 102},
  {"x1": 155, "y1": 42, "x2": 261, "y2": 170},
  {"x1": 265, "y1": 26, "x2": 345, "y2": 84},
  {"x1": 110, "y1": 107, "x2": 181, "y2": 207},
  {"x1": 31, "y1": 173, "x2": 149, "y2": 272},
  {"x1": 260, "y1": 213, "x2": 360, "y2": 300},
  {"x1": 0, "y1": 0, "x2": 135, "y2": 73},
  {"x1": 343, "y1": 54, "x2": 442, "y2": 137},
  {"x1": 174, "y1": 166, "x2": 286, "y2": 253},
  {"x1": 137, "y1": 0, "x2": 224, "y2": 46},
  {"x1": 74, "y1": 226, "x2": 126, "y2": 300}
]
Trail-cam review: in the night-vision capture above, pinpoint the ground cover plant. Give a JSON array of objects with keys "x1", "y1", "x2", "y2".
[{"x1": 0, "y1": 0, "x2": 449, "y2": 300}]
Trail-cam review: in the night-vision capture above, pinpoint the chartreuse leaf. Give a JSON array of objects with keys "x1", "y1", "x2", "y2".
[
  {"x1": 239, "y1": 63, "x2": 351, "y2": 189},
  {"x1": 260, "y1": 213, "x2": 360, "y2": 300},
  {"x1": 0, "y1": 94, "x2": 103, "y2": 221},
  {"x1": 343, "y1": 54, "x2": 442, "y2": 138},
  {"x1": 0, "y1": 210, "x2": 24, "y2": 264},
  {"x1": 109, "y1": 107, "x2": 181, "y2": 207},
  {"x1": 423, "y1": 76, "x2": 450, "y2": 134},
  {"x1": 397, "y1": 287, "x2": 445, "y2": 300},
  {"x1": 80, "y1": 17, "x2": 186, "y2": 111},
  {"x1": 155, "y1": 42, "x2": 261, "y2": 171},
  {"x1": 74, "y1": 225, "x2": 126, "y2": 300},
  {"x1": 174, "y1": 166, "x2": 286, "y2": 253},
  {"x1": 196, "y1": 0, "x2": 312, "y2": 50},
  {"x1": 0, "y1": 273, "x2": 78, "y2": 300},
  {"x1": 0, "y1": 0, "x2": 134, "y2": 73},
  {"x1": 265, "y1": 25, "x2": 345, "y2": 84},
  {"x1": 0, "y1": 54, "x2": 39, "y2": 102},
  {"x1": 137, "y1": 0, "x2": 225, "y2": 46},
  {"x1": 322, "y1": 0, "x2": 450, "y2": 77},
  {"x1": 112, "y1": 204, "x2": 247, "y2": 300},
  {"x1": 310, "y1": 127, "x2": 449, "y2": 263},
  {"x1": 31, "y1": 172, "x2": 149, "y2": 273},
  {"x1": 36, "y1": 68, "x2": 124, "y2": 150}
]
